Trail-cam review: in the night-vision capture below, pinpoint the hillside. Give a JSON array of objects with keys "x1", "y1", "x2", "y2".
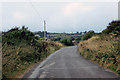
[
  {"x1": 78, "y1": 21, "x2": 120, "y2": 75},
  {"x1": 2, "y1": 27, "x2": 63, "y2": 78}
]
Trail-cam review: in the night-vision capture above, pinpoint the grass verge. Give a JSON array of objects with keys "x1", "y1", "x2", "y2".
[
  {"x1": 78, "y1": 35, "x2": 120, "y2": 76},
  {"x1": 2, "y1": 27, "x2": 64, "y2": 78}
]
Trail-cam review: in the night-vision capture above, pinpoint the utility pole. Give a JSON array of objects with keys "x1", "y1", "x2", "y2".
[{"x1": 44, "y1": 20, "x2": 46, "y2": 40}]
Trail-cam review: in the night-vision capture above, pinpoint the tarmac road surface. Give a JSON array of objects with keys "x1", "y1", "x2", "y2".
[{"x1": 23, "y1": 46, "x2": 119, "y2": 78}]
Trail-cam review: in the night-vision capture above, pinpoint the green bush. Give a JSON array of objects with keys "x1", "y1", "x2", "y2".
[
  {"x1": 83, "y1": 30, "x2": 95, "y2": 40},
  {"x1": 2, "y1": 26, "x2": 37, "y2": 46},
  {"x1": 75, "y1": 37, "x2": 81, "y2": 41},
  {"x1": 2, "y1": 26, "x2": 63, "y2": 78},
  {"x1": 102, "y1": 21, "x2": 120, "y2": 35},
  {"x1": 78, "y1": 20, "x2": 120, "y2": 75},
  {"x1": 60, "y1": 38, "x2": 73, "y2": 46},
  {"x1": 52, "y1": 37, "x2": 61, "y2": 41}
]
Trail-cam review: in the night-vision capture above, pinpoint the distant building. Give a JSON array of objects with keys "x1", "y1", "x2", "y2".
[{"x1": 35, "y1": 34, "x2": 40, "y2": 37}]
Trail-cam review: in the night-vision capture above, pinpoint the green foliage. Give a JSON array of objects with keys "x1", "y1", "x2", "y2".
[
  {"x1": 60, "y1": 38, "x2": 73, "y2": 46},
  {"x1": 70, "y1": 37, "x2": 75, "y2": 40},
  {"x1": 75, "y1": 37, "x2": 81, "y2": 41},
  {"x1": 83, "y1": 30, "x2": 95, "y2": 40},
  {"x1": 2, "y1": 26, "x2": 63, "y2": 78},
  {"x1": 114, "y1": 38, "x2": 120, "y2": 55},
  {"x1": 2, "y1": 26, "x2": 37, "y2": 46},
  {"x1": 102, "y1": 21, "x2": 120, "y2": 35},
  {"x1": 52, "y1": 37, "x2": 61, "y2": 41}
]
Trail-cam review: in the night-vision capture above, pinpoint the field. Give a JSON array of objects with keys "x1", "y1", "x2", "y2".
[
  {"x1": 47, "y1": 33, "x2": 82, "y2": 45},
  {"x1": 47, "y1": 33, "x2": 81, "y2": 39}
]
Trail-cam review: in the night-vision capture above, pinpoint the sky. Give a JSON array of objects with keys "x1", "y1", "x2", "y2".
[{"x1": 1, "y1": 2, "x2": 118, "y2": 33}]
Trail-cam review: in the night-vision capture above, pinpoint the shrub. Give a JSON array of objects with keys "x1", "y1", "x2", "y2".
[
  {"x1": 52, "y1": 37, "x2": 61, "y2": 41},
  {"x1": 102, "y1": 20, "x2": 120, "y2": 35},
  {"x1": 2, "y1": 26, "x2": 63, "y2": 78},
  {"x1": 2, "y1": 26, "x2": 37, "y2": 46},
  {"x1": 83, "y1": 30, "x2": 95, "y2": 40},
  {"x1": 60, "y1": 38, "x2": 73, "y2": 46}
]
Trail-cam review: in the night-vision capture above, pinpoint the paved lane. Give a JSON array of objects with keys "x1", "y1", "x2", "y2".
[{"x1": 23, "y1": 46, "x2": 118, "y2": 78}]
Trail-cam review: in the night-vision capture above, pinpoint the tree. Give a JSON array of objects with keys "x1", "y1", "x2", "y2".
[{"x1": 76, "y1": 32, "x2": 79, "y2": 34}]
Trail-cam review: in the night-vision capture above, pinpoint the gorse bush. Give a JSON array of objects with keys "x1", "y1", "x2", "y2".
[
  {"x1": 83, "y1": 30, "x2": 95, "y2": 40},
  {"x1": 2, "y1": 26, "x2": 37, "y2": 46},
  {"x1": 2, "y1": 26, "x2": 63, "y2": 78},
  {"x1": 102, "y1": 20, "x2": 120, "y2": 35},
  {"x1": 78, "y1": 20, "x2": 120, "y2": 75},
  {"x1": 78, "y1": 35, "x2": 120, "y2": 75}
]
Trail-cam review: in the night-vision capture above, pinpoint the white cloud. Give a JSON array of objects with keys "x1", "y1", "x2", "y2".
[
  {"x1": 2, "y1": 2, "x2": 118, "y2": 32},
  {"x1": 63, "y1": 2, "x2": 94, "y2": 16}
]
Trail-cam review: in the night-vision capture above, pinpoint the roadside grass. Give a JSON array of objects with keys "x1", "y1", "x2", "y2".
[
  {"x1": 78, "y1": 35, "x2": 120, "y2": 76},
  {"x1": 0, "y1": 53, "x2": 2, "y2": 79},
  {"x1": 2, "y1": 40, "x2": 63, "y2": 78},
  {"x1": 0, "y1": 33, "x2": 2, "y2": 79},
  {"x1": 2, "y1": 27, "x2": 64, "y2": 78}
]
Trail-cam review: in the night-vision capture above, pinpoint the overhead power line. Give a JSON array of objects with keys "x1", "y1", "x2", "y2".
[
  {"x1": 28, "y1": 0, "x2": 47, "y2": 40},
  {"x1": 28, "y1": 0, "x2": 43, "y2": 22}
]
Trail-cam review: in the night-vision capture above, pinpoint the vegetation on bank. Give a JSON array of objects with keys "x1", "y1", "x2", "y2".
[
  {"x1": 78, "y1": 20, "x2": 120, "y2": 75},
  {"x1": 0, "y1": 32, "x2": 2, "y2": 79},
  {"x1": 2, "y1": 27, "x2": 63, "y2": 78},
  {"x1": 82, "y1": 30, "x2": 95, "y2": 40}
]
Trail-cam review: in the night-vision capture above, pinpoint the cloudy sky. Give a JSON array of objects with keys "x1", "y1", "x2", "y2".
[{"x1": 2, "y1": 2, "x2": 118, "y2": 33}]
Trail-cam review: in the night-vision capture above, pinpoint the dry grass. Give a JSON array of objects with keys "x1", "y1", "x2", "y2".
[
  {"x1": 78, "y1": 35, "x2": 120, "y2": 75},
  {"x1": 2, "y1": 40, "x2": 63, "y2": 78},
  {"x1": 79, "y1": 36, "x2": 113, "y2": 52},
  {"x1": 0, "y1": 42, "x2": 2, "y2": 79}
]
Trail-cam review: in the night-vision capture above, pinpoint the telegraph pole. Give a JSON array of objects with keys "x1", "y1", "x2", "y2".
[{"x1": 44, "y1": 20, "x2": 46, "y2": 40}]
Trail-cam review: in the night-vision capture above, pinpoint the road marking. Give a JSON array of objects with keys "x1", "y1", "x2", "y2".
[{"x1": 42, "y1": 62, "x2": 56, "y2": 69}]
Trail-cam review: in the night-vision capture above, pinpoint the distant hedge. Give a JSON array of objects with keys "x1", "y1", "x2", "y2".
[
  {"x1": 83, "y1": 30, "x2": 95, "y2": 40},
  {"x1": 60, "y1": 38, "x2": 73, "y2": 46}
]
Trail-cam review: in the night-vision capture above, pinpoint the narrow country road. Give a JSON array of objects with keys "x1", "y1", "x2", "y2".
[{"x1": 23, "y1": 46, "x2": 119, "y2": 78}]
